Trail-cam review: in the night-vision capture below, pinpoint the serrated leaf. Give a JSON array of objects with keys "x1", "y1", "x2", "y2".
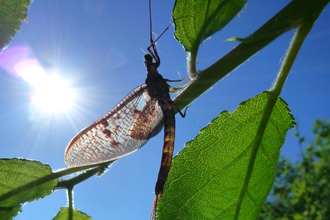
[
  {"x1": 0, "y1": 206, "x2": 21, "y2": 220},
  {"x1": 53, "y1": 207, "x2": 92, "y2": 220},
  {"x1": 158, "y1": 92, "x2": 295, "y2": 219},
  {"x1": 0, "y1": 158, "x2": 58, "y2": 219},
  {"x1": 0, "y1": 0, "x2": 32, "y2": 49},
  {"x1": 172, "y1": 0, "x2": 246, "y2": 52}
]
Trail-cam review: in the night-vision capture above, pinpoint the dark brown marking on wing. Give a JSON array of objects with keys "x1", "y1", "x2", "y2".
[
  {"x1": 100, "y1": 119, "x2": 109, "y2": 127},
  {"x1": 64, "y1": 84, "x2": 164, "y2": 167},
  {"x1": 129, "y1": 99, "x2": 163, "y2": 140},
  {"x1": 102, "y1": 129, "x2": 112, "y2": 138},
  {"x1": 132, "y1": 109, "x2": 141, "y2": 116},
  {"x1": 111, "y1": 140, "x2": 120, "y2": 149}
]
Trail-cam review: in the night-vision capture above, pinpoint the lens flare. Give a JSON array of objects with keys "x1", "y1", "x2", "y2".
[
  {"x1": 31, "y1": 75, "x2": 75, "y2": 112},
  {"x1": 0, "y1": 45, "x2": 75, "y2": 114}
]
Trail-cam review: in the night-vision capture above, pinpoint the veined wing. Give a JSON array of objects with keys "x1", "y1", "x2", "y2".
[
  {"x1": 64, "y1": 84, "x2": 164, "y2": 167},
  {"x1": 129, "y1": 98, "x2": 164, "y2": 140}
]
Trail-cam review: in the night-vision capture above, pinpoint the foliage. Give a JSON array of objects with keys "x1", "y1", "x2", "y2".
[
  {"x1": 0, "y1": 0, "x2": 329, "y2": 219},
  {"x1": 172, "y1": 0, "x2": 330, "y2": 111},
  {"x1": 53, "y1": 207, "x2": 92, "y2": 220},
  {"x1": 0, "y1": 0, "x2": 31, "y2": 49},
  {"x1": 259, "y1": 119, "x2": 330, "y2": 219},
  {"x1": 0, "y1": 159, "x2": 58, "y2": 219},
  {"x1": 158, "y1": 92, "x2": 294, "y2": 219}
]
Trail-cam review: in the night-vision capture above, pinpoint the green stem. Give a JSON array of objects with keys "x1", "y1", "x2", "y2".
[
  {"x1": 56, "y1": 162, "x2": 111, "y2": 189},
  {"x1": 173, "y1": 0, "x2": 330, "y2": 114},
  {"x1": 173, "y1": 34, "x2": 279, "y2": 112},
  {"x1": 187, "y1": 0, "x2": 229, "y2": 77},
  {"x1": 68, "y1": 186, "x2": 73, "y2": 220},
  {"x1": 234, "y1": 22, "x2": 314, "y2": 220},
  {"x1": 0, "y1": 161, "x2": 113, "y2": 202},
  {"x1": 271, "y1": 23, "x2": 314, "y2": 96}
]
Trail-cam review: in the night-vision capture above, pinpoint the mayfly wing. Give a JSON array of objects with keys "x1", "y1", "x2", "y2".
[
  {"x1": 130, "y1": 98, "x2": 164, "y2": 140},
  {"x1": 64, "y1": 84, "x2": 164, "y2": 167}
]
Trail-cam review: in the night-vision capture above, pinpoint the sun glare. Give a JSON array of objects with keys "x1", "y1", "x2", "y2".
[
  {"x1": 31, "y1": 75, "x2": 75, "y2": 112},
  {"x1": 0, "y1": 45, "x2": 76, "y2": 115},
  {"x1": 16, "y1": 59, "x2": 75, "y2": 113}
]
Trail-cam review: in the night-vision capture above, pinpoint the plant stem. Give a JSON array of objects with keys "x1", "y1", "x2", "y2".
[
  {"x1": 0, "y1": 161, "x2": 113, "y2": 202},
  {"x1": 271, "y1": 22, "x2": 314, "y2": 96},
  {"x1": 234, "y1": 22, "x2": 314, "y2": 220},
  {"x1": 67, "y1": 186, "x2": 73, "y2": 220},
  {"x1": 56, "y1": 163, "x2": 111, "y2": 189},
  {"x1": 173, "y1": 0, "x2": 330, "y2": 113}
]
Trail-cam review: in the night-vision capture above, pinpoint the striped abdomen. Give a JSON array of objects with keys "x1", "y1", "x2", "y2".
[{"x1": 155, "y1": 99, "x2": 175, "y2": 198}]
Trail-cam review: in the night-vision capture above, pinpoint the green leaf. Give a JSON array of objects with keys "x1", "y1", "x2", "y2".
[
  {"x1": 53, "y1": 207, "x2": 92, "y2": 220},
  {"x1": 0, "y1": 0, "x2": 32, "y2": 50},
  {"x1": 0, "y1": 158, "x2": 58, "y2": 219},
  {"x1": 172, "y1": 0, "x2": 246, "y2": 76},
  {"x1": 173, "y1": 0, "x2": 246, "y2": 52},
  {"x1": 0, "y1": 206, "x2": 21, "y2": 220},
  {"x1": 158, "y1": 92, "x2": 295, "y2": 219}
]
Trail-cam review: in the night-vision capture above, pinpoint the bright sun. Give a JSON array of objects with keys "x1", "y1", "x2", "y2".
[
  {"x1": 18, "y1": 63, "x2": 75, "y2": 113},
  {"x1": 32, "y1": 75, "x2": 74, "y2": 112},
  {"x1": 0, "y1": 45, "x2": 75, "y2": 115}
]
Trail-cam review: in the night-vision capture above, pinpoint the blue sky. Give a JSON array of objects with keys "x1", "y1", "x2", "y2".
[{"x1": 0, "y1": 0, "x2": 329, "y2": 219}]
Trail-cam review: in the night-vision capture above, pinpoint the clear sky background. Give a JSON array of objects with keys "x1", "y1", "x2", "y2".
[{"x1": 0, "y1": 0, "x2": 329, "y2": 219}]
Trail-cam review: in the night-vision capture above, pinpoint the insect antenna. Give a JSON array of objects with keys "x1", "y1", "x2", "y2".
[{"x1": 147, "y1": 0, "x2": 173, "y2": 63}]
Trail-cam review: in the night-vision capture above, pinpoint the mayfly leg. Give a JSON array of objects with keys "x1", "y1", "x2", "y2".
[
  {"x1": 171, "y1": 100, "x2": 190, "y2": 118},
  {"x1": 146, "y1": 1, "x2": 189, "y2": 219},
  {"x1": 147, "y1": 0, "x2": 173, "y2": 64},
  {"x1": 147, "y1": 0, "x2": 159, "y2": 63}
]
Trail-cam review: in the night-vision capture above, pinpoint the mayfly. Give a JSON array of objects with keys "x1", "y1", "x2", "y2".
[{"x1": 64, "y1": 0, "x2": 188, "y2": 217}]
